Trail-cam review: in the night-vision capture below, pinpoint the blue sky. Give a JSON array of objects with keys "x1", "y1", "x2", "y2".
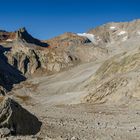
[{"x1": 0, "y1": 0, "x2": 140, "y2": 39}]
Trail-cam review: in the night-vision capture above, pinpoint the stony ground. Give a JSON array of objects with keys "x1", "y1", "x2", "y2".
[
  {"x1": 6, "y1": 61, "x2": 140, "y2": 140},
  {"x1": 5, "y1": 102, "x2": 140, "y2": 140},
  {"x1": 40, "y1": 103, "x2": 140, "y2": 140}
]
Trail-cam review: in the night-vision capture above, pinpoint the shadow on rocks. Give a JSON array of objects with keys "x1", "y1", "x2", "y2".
[
  {"x1": 0, "y1": 45, "x2": 26, "y2": 91},
  {"x1": 0, "y1": 98, "x2": 42, "y2": 136}
]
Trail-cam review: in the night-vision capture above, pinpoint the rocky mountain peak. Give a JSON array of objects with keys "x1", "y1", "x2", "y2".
[
  {"x1": 17, "y1": 27, "x2": 27, "y2": 33},
  {"x1": 15, "y1": 27, "x2": 48, "y2": 47}
]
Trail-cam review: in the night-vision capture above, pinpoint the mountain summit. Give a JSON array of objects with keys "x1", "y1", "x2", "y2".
[{"x1": 16, "y1": 27, "x2": 48, "y2": 47}]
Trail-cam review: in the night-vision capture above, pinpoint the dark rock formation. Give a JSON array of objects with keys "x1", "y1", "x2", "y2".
[
  {"x1": 0, "y1": 45, "x2": 26, "y2": 91},
  {"x1": 0, "y1": 97, "x2": 42, "y2": 137}
]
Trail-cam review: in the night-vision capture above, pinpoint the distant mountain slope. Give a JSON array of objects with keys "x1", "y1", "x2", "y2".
[{"x1": 0, "y1": 19, "x2": 140, "y2": 96}]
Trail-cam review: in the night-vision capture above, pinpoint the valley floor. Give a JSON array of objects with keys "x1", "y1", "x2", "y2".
[
  {"x1": 39, "y1": 103, "x2": 140, "y2": 140},
  {"x1": 7, "y1": 61, "x2": 140, "y2": 140}
]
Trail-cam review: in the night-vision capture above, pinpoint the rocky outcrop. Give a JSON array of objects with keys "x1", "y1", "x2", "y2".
[
  {"x1": 0, "y1": 86, "x2": 6, "y2": 96},
  {"x1": 4, "y1": 43, "x2": 79, "y2": 75},
  {"x1": 84, "y1": 48, "x2": 140, "y2": 104},
  {"x1": 0, "y1": 97, "x2": 41, "y2": 137},
  {"x1": 16, "y1": 27, "x2": 49, "y2": 47},
  {"x1": 0, "y1": 27, "x2": 49, "y2": 47},
  {"x1": 45, "y1": 32, "x2": 91, "y2": 48},
  {"x1": 0, "y1": 45, "x2": 26, "y2": 91},
  {"x1": 45, "y1": 32, "x2": 108, "y2": 63},
  {"x1": 0, "y1": 30, "x2": 16, "y2": 42}
]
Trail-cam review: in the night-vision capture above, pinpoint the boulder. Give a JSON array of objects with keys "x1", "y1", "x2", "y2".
[{"x1": 0, "y1": 97, "x2": 42, "y2": 137}]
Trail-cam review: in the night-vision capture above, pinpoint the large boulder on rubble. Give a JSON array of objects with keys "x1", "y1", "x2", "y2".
[{"x1": 0, "y1": 97, "x2": 42, "y2": 137}]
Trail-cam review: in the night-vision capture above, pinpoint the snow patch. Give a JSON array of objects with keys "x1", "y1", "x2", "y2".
[
  {"x1": 110, "y1": 26, "x2": 116, "y2": 30},
  {"x1": 117, "y1": 31, "x2": 127, "y2": 36},
  {"x1": 137, "y1": 31, "x2": 140, "y2": 35},
  {"x1": 77, "y1": 33, "x2": 95, "y2": 42},
  {"x1": 122, "y1": 36, "x2": 128, "y2": 42},
  {"x1": 96, "y1": 36, "x2": 101, "y2": 42},
  {"x1": 6, "y1": 39, "x2": 13, "y2": 42}
]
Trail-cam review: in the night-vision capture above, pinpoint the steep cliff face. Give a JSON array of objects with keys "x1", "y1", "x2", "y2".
[
  {"x1": 5, "y1": 44, "x2": 79, "y2": 75},
  {"x1": 0, "y1": 46, "x2": 25, "y2": 91}
]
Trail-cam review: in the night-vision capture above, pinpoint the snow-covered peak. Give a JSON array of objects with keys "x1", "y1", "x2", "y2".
[{"x1": 77, "y1": 33, "x2": 95, "y2": 43}]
